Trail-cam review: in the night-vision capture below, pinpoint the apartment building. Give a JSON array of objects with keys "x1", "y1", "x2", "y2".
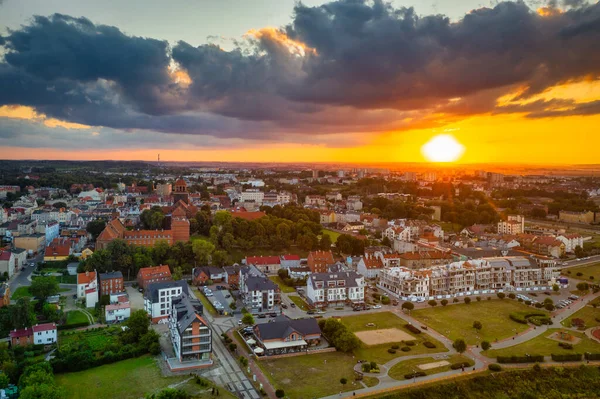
[
  {"x1": 169, "y1": 292, "x2": 212, "y2": 364},
  {"x1": 378, "y1": 256, "x2": 560, "y2": 298},
  {"x1": 497, "y1": 215, "x2": 525, "y2": 235},
  {"x1": 306, "y1": 271, "x2": 365, "y2": 308},
  {"x1": 240, "y1": 189, "x2": 264, "y2": 204},
  {"x1": 239, "y1": 266, "x2": 279, "y2": 312},
  {"x1": 144, "y1": 280, "x2": 188, "y2": 323}
]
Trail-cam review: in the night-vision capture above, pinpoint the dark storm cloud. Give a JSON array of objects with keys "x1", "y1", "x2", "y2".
[{"x1": 1, "y1": 0, "x2": 600, "y2": 142}]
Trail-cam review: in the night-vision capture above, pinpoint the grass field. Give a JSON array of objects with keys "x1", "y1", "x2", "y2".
[
  {"x1": 55, "y1": 356, "x2": 188, "y2": 399},
  {"x1": 289, "y1": 295, "x2": 310, "y2": 311},
  {"x1": 269, "y1": 276, "x2": 296, "y2": 293},
  {"x1": 411, "y1": 300, "x2": 544, "y2": 345},
  {"x1": 564, "y1": 262, "x2": 600, "y2": 281},
  {"x1": 561, "y1": 305, "x2": 600, "y2": 329},
  {"x1": 259, "y1": 351, "x2": 361, "y2": 398},
  {"x1": 12, "y1": 286, "x2": 70, "y2": 299},
  {"x1": 387, "y1": 354, "x2": 474, "y2": 381},
  {"x1": 322, "y1": 229, "x2": 341, "y2": 243},
  {"x1": 196, "y1": 289, "x2": 217, "y2": 316},
  {"x1": 341, "y1": 312, "x2": 407, "y2": 333},
  {"x1": 59, "y1": 327, "x2": 119, "y2": 350},
  {"x1": 65, "y1": 310, "x2": 90, "y2": 325},
  {"x1": 483, "y1": 329, "x2": 600, "y2": 358}
]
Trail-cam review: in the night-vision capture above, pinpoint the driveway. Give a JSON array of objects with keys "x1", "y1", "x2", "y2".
[{"x1": 125, "y1": 286, "x2": 145, "y2": 310}]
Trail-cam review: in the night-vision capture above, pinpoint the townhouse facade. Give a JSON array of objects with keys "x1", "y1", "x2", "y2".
[
  {"x1": 239, "y1": 266, "x2": 279, "y2": 312},
  {"x1": 306, "y1": 271, "x2": 365, "y2": 308},
  {"x1": 144, "y1": 280, "x2": 188, "y2": 323}
]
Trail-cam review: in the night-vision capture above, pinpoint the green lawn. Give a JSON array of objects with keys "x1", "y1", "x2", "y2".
[
  {"x1": 564, "y1": 262, "x2": 600, "y2": 281},
  {"x1": 59, "y1": 327, "x2": 119, "y2": 350},
  {"x1": 341, "y1": 311, "x2": 407, "y2": 333},
  {"x1": 362, "y1": 376, "x2": 379, "y2": 388},
  {"x1": 11, "y1": 285, "x2": 70, "y2": 299},
  {"x1": 412, "y1": 300, "x2": 545, "y2": 345},
  {"x1": 259, "y1": 351, "x2": 361, "y2": 398},
  {"x1": 561, "y1": 305, "x2": 600, "y2": 329},
  {"x1": 55, "y1": 356, "x2": 188, "y2": 399},
  {"x1": 65, "y1": 310, "x2": 90, "y2": 325},
  {"x1": 483, "y1": 329, "x2": 600, "y2": 358},
  {"x1": 388, "y1": 354, "x2": 474, "y2": 381},
  {"x1": 196, "y1": 289, "x2": 217, "y2": 316},
  {"x1": 288, "y1": 295, "x2": 310, "y2": 311},
  {"x1": 322, "y1": 229, "x2": 341, "y2": 243},
  {"x1": 269, "y1": 276, "x2": 296, "y2": 293}
]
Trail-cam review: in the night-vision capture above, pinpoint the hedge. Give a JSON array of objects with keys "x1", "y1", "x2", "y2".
[
  {"x1": 423, "y1": 341, "x2": 436, "y2": 348},
  {"x1": 558, "y1": 342, "x2": 573, "y2": 350},
  {"x1": 488, "y1": 364, "x2": 502, "y2": 372},
  {"x1": 450, "y1": 362, "x2": 470, "y2": 370},
  {"x1": 406, "y1": 341, "x2": 416, "y2": 346},
  {"x1": 584, "y1": 353, "x2": 600, "y2": 360},
  {"x1": 497, "y1": 355, "x2": 544, "y2": 364},
  {"x1": 404, "y1": 371, "x2": 426, "y2": 379},
  {"x1": 551, "y1": 353, "x2": 582, "y2": 362},
  {"x1": 401, "y1": 347, "x2": 411, "y2": 352},
  {"x1": 509, "y1": 312, "x2": 546, "y2": 325},
  {"x1": 404, "y1": 324, "x2": 421, "y2": 334},
  {"x1": 58, "y1": 322, "x2": 89, "y2": 330}
]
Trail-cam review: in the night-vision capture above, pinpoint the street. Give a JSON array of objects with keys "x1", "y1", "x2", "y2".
[{"x1": 8, "y1": 251, "x2": 44, "y2": 293}]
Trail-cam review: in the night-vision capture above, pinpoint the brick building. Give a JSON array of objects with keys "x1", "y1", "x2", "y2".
[
  {"x1": 137, "y1": 265, "x2": 172, "y2": 289},
  {"x1": 307, "y1": 250, "x2": 334, "y2": 273},
  {"x1": 99, "y1": 271, "x2": 124, "y2": 296}
]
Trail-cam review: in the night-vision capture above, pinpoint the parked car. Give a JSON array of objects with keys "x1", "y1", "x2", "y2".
[
  {"x1": 392, "y1": 300, "x2": 399, "y2": 306},
  {"x1": 569, "y1": 295, "x2": 579, "y2": 300},
  {"x1": 373, "y1": 304, "x2": 382, "y2": 309},
  {"x1": 290, "y1": 303, "x2": 296, "y2": 308},
  {"x1": 258, "y1": 314, "x2": 266, "y2": 319},
  {"x1": 281, "y1": 303, "x2": 288, "y2": 309},
  {"x1": 306, "y1": 309, "x2": 316, "y2": 315},
  {"x1": 225, "y1": 294, "x2": 231, "y2": 298},
  {"x1": 238, "y1": 320, "x2": 243, "y2": 326}
]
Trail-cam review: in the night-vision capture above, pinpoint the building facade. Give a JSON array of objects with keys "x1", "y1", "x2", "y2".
[
  {"x1": 169, "y1": 292, "x2": 212, "y2": 363},
  {"x1": 144, "y1": 280, "x2": 188, "y2": 323},
  {"x1": 306, "y1": 271, "x2": 365, "y2": 308}
]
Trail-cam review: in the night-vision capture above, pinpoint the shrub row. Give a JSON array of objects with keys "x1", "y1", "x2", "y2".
[
  {"x1": 558, "y1": 342, "x2": 573, "y2": 350},
  {"x1": 450, "y1": 362, "x2": 469, "y2": 370},
  {"x1": 57, "y1": 321, "x2": 89, "y2": 331},
  {"x1": 585, "y1": 353, "x2": 600, "y2": 360},
  {"x1": 551, "y1": 353, "x2": 582, "y2": 362},
  {"x1": 497, "y1": 355, "x2": 544, "y2": 364},
  {"x1": 404, "y1": 324, "x2": 421, "y2": 334},
  {"x1": 529, "y1": 316, "x2": 552, "y2": 326},
  {"x1": 488, "y1": 363, "x2": 502, "y2": 372},
  {"x1": 508, "y1": 312, "x2": 546, "y2": 325},
  {"x1": 404, "y1": 371, "x2": 426, "y2": 379},
  {"x1": 423, "y1": 341, "x2": 436, "y2": 348}
]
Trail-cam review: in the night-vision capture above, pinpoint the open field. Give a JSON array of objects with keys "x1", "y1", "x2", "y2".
[
  {"x1": 65, "y1": 310, "x2": 90, "y2": 325},
  {"x1": 562, "y1": 306, "x2": 600, "y2": 329},
  {"x1": 59, "y1": 327, "x2": 119, "y2": 350},
  {"x1": 55, "y1": 356, "x2": 188, "y2": 399},
  {"x1": 259, "y1": 351, "x2": 360, "y2": 398},
  {"x1": 388, "y1": 354, "x2": 474, "y2": 381},
  {"x1": 564, "y1": 262, "x2": 600, "y2": 281},
  {"x1": 341, "y1": 312, "x2": 409, "y2": 333},
  {"x1": 11, "y1": 285, "x2": 69, "y2": 299},
  {"x1": 355, "y1": 328, "x2": 414, "y2": 346},
  {"x1": 411, "y1": 300, "x2": 544, "y2": 345},
  {"x1": 269, "y1": 276, "x2": 296, "y2": 293},
  {"x1": 289, "y1": 295, "x2": 310, "y2": 311},
  {"x1": 322, "y1": 229, "x2": 341, "y2": 243},
  {"x1": 483, "y1": 329, "x2": 600, "y2": 358}
]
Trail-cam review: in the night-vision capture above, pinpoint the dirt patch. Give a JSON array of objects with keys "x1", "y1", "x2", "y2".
[
  {"x1": 547, "y1": 331, "x2": 581, "y2": 345},
  {"x1": 355, "y1": 328, "x2": 414, "y2": 346},
  {"x1": 418, "y1": 360, "x2": 449, "y2": 370},
  {"x1": 593, "y1": 328, "x2": 600, "y2": 342}
]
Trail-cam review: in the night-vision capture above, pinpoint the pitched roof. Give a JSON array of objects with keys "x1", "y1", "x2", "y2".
[
  {"x1": 137, "y1": 265, "x2": 171, "y2": 281},
  {"x1": 0, "y1": 251, "x2": 13, "y2": 261},
  {"x1": 32, "y1": 323, "x2": 56, "y2": 332},
  {"x1": 100, "y1": 271, "x2": 123, "y2": 280},
  {"x1": 246, "y1": 256, "x2": 281, "y2": 265},
  {"x1": 10, "y1": 328, "x2": 32, "y2": 338},
  {"x1": 77, "y1": 271, "x2": 97, "y2": 285},
  {"x1": 255, "y1": 316, "x2": 320, "y2": 341},
  {"x1": 282, "y1": 254, "x2": 300, "y2": 261},
  {"x1": 361, "y1": 256, "x2": 383, "y2": 269}
]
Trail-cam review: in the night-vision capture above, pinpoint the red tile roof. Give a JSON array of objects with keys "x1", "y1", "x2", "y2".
[
  {"x1": 246, "y1": 256, "x2": 281, "y2": 265},
  {"x1": 32, "y1": 323, "x2": 56, "y2": 332},
  {"x1": 138, "y1": 265, "x2": 171, "y2": 280},
  {"x1": 78, "y1": 271, "x2": 97, "y2": 285},
  {"x1": 282, "y1": 254, "x2": 300, "y2": 260},
  {"x1": 10, "y1": 328, "x2": 32, "y2": 338}
]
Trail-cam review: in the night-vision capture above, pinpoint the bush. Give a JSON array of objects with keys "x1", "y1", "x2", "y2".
[
  {"x1": 509, "y1": 312, "x2": 546, "y2": 325},
  {"x1": 428, "y1": 300, "x2": 437, "y2": 307},
  {"x1": 584, "y1": 353, "x2": 600, "y2": 360},
  {"x1": 423, "y1": 341, "x2": 436, "y2": 348},
  {"x1": 481, "y1": 341, "x2": 491, "y2": 351},
  {"x1": 497, "y1": 355, "x2": 544, "y2": 364},
  {"x1": 577, "y1": 282, "x2": 589, "y2": 291},
  {"x1": 362, "y1": 363, "x2": 371, "y2": 373},
  {"x1": 518, "y1": 298, "x2": 523, "y2": 302},
  {"x1": 488, "y1": 363, "x2": 502, "y2": 372},
  {"x1": 476, "y1": 296, "x2": 482, "y2": 302},
  {"x1": 406, "y1": 341, "x2": 416, "y2": 346},
  {"x1": 487, "y1": 297, "x2": 492, "y2": 301},
  {"x1": 404, "y1": 371, "x2": 426, "y2": 379},
  {"x1": 275, "y1": 389, "x2": 285, "y2": 398},
  {"x1": 441, "y1": 299, "x2": 448, "y2": 306},
  {"x1": 525, "y1": 300, "x2": 532, "y2": 306},
  {"x1": 533, "y1": 363, "x2": 542, "y2": 372},
  {"x1": 404, "y1": 324, "x2": 421, "y2": 334},
  {"x1": 544, "y1": 303, "x2": 555, "y2": 311},
  {"x1": 497, "y1": 292, "x2": 506, "y2": 300},
  {"x1": 508, "y1": 293, "x2": 516, "y2": 299},
  {"x1": 450, "y1": 362, "x2": 468, "y2": 370},
  {"x1": 558, "y1": 342, "x2": 573, "y2": 350},
  {"x1": 453, "y1": 298, "x2": 459, "y2": 303},
  {"x1": 391, "y1": 344, "x2": 399, "y2": 349},
  {"x1": 228, "y1": 343, "x2": 237, "y2": 351},
  {"x1": 464, "y1": 297, "x2": 471, "y2": 304},
  {"x1": 387, "y1": 348, "x2": 397, "y2": 354},
  {"x1": 401, "y1": 347, "x2": 411, "y2": 352},
  {"x1": 473, "y1": 321, "x2": 482, "y2": 330},
  {"x1": 535, "y1": 303, "x2": 544, "y2": 308},
  {"x1": 381, "y1": 296, "x2": 391, "y2": 305},
  {"x1": 58, "y1": 322, "x2": 89, "y2": 330},
  {"x1": 551, "y1": 353, "x2": 582, "y2": 362}
]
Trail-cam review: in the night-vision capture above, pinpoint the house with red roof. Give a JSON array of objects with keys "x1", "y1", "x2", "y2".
[
  {"x1": 10, "y1": 323, "x2": 57, "y2": 346},
  {"x1": 280, "y1": 254, "x2": 301, "y2": 269},
  {"x1": 245, "y1": 256, "x2": 281, "y2": 274},
  {"x1": 307, "y1": 250, "x2": 334, "y2": 274},
  {"x1": 137, "y1": 265, "x2": 172, "y2": 289},
  {"x1": 357, "y1": 253, "x2": 384, "y2": 279},
  {"x1": 43, "y1": 238, "x2": 72, "y2": 261},
  {"x1": 0, "y1": 250, "x2": 17, "y2": 278},
  {"x1": 77, "y1": 270, "x2": 99, "y2": 308}
]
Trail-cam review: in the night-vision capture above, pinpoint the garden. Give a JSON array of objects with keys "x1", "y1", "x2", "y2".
[{"x1": 387, "y1": 354, "x2": 474, "y2": 381}]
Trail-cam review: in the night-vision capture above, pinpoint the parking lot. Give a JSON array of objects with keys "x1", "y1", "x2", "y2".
[{"x1": 125, "y1": 286, "x2": 145, "y2": 310}]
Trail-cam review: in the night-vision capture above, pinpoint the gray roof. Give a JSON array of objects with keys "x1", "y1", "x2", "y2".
[
  {"x1": 171, "y1": 292, "x2": 208, "y2": 335},
  {"x1": 453, "y1": 247, "x2": 526, "y2": 259},
  {"x1": 100, "y1": 271, "x2": 123, "y2": 279},
  {"x1": 245, "y1": 275, "x2": 277, "y2": 292},
  {"x1": 255, "y1": 316, "x2": 320, "y2": 341},
  {"x1": 308, "y1": 271, "x2": 361, "y2": 290},
  {"x1": 11, "y1": 248, "x2": 26, "y2": 254},
  {"x1": 145, "y1": 280, "x2": 188, "y2": 302}
]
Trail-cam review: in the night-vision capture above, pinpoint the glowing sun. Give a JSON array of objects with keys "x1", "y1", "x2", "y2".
[{"x1": 421, "y1": 134, "x2": 465, "y2": 162}]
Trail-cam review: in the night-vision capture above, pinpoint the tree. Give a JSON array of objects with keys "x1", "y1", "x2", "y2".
[
  {"x1": 121, "y1": 310, "x2": 150, "y2": 344},
  {"x1": 381, "y1": 236, "x2": 392, "y2": 248},
  {"x1": 428, "y1": 300, "x2": 437, "y2": 307},
  {"x1": 10, "y1": 297, "x2": 35, "y2": 329},
  {"x1": 19, "y1": 384, "x2": 65, "y2": 399},
  {"x1": 320, "y1": 234, "x2": 333, "y2": 250},
  {"x1": 464, "y1": 297, "x2": 471, "y2": 304},
  {"x1": 544, "y1": 303, "x2": 555, "y2": 311},
  {"x1": 146, "y1": 388, "x2": 190, "y2": 399},
  {"x1": 172, "y1": 266, "x2": 183, "y2": 281},
  {"x1": 0, "y1": 373, "x2": 9, "y2": 389},
  {"x1": 497, "y1": 292, "x2": 506, "y2": 300},
  {"x1": 86, "y1": 219, "x2": 106, "y2": 241},
  {"x1": 140, "y1": 206, "x2": 165, "y2": 230},
  {"x1": 508, "y1": 293, "x2": 516, "y2": 299},
  {"x1": 340, "y1": 378, "x2": 347, "y2": 385},
  {"x1": 473, "y1": 321, "x2": 482, "y2": 330},
  {"x1": 52, "y1": 202, "x2": 67, "y2": 209},
  {"x1": 275, "y1": 389, "x2": 285, "y2": 398},
  {"x1": 192, "y1": 240, "x2": 215, "y2": 266},
  {"x1": 453, "y1": 338, "x2": 467, "y2": 353},
  {"x1": 441, "y1": 299, "x2": 448, "y2": 306},
  {"x1": 212, "y1": 250, "x2": 229, "y2": 267},
  {"x1": 576, "y1": 282, "x2": 589, "y2": 291},
  {"x1": 552, "y1": 284, "x2": 560, "y2": 292},
  {"x1": 29, "y1": 276, "x2": 59, "y2": 303},
  {"x1": 544, "y1": 297, "x2": 554, "y2": 305},
  {"x1": 401, "y1": 302, "x2": 414, "y2": 311},
  {"x1": 481, "y1": 341, "x2": 491, "y2": 351},
  {"x1": 242, "y1": 313, "x2": 255, "y2": 325},
  {"x1": 335, "y1": 331, "x2": 360, "y2": 352}
]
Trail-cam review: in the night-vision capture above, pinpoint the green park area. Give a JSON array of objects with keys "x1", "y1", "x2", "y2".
[
  {"x1": 269, "y1": 276, "x2": 296, "y2": 293},
  {"x1": 288, "y1": 295, "x2": 310, "y2": 311},
  {"x1": 562, "y1": 305, "x2": 600, "y2": 329},
  {"x1": 483, "y1": 329, "x2": 600, "y2": 358},
  {"x1": 564, "y1": 262, "x2": 600, "y2": 282},
  {"x1": 322, "y1": 229, "x2": 341, "y2": 243},
  {"x1": 411, "y1": 299, "x2": 544, "y2": 345},
  {"x1": 11, "y1": 285, "x2": 69, "y2": 300},
  {"x1": 387, "y1": 354, "x2": 474, "y2": 381},
  {"x1": 65, "y1": 310, "x2": 90, "y2": 326}
]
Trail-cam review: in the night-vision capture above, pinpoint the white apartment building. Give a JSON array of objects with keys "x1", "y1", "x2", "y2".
[
  {"x1": 240, "y1": 189, "x2": 264, "y2": 204},
  {"x1": 306, "y1": 271, "x2": 365, "y2": 308},
  {"x1": 378, "y1": 256, "x2": 560, "y2": 298},
  {"x1": 144, "y1": 280, "x2": 188, "y2": 323},
  {"x1": 497, "y1": 215, "x2": 525, "y2": 235},
  {"x1": 384, "y1": 226, "x2": 412, "y2": 242},
  {"x1": 49, "y1": 210, "x2": 75, "y2": 224},
  {"x1": 555, "y1": 234, "x2": 584, "y2": 253},
  {"x1": 239, "y1": 266, "x2": 279, "y2": 312},
  {"x1": 305, "y1": 195, "x2": 327, "y2": 207}
]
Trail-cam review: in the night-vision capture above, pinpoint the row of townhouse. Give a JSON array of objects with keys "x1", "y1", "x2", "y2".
[
  {"x1": 379, "y1": 256, "x2": 560, "y2": 298},
  {"x1": 305, "y1": 270, "x2": 365, "y2": 308}
]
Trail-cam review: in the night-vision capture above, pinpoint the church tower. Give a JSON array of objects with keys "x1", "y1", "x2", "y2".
[
  {"x1": 171, "y1": 204, "x2": 190, "y2": 243},
  {"x1": 173, "y1": 177, "x2": 189, "y2": 205}
]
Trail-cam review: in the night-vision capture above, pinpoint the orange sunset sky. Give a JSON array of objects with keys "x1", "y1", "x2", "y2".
[{"x1": 1, "y1": 1, "x2": 600, "y2": 164}]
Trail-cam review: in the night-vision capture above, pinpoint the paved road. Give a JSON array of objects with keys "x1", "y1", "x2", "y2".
[
  {"x1": 8, "y1": 252, "x2": 43, "y2": 293},
  {"x1": 188, "y1": 287, "x2": 261, "y2": 399},
  {"x1": 560, "y1": 255, "x2": 600, "y2": 269}
]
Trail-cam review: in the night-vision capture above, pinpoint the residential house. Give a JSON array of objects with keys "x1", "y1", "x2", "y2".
[
  {"x1": 384, "y1": 226, "x2": 411, "y2": 242},
  {"x1": 0, "y1": 283, "x2": 10, "y2": 307},
  {"x1": 105, "y1": 302, "x2": 131, "y2": 323},
  {"x1": 532, "y1": 236, "x2": 565, "y2": 258},
  {"x1": 288, "y1": 266, "x2": 311, "y2": 279},
  {"x1": 305, "y1": 195, "x2": 327, "y2": 207},
  {"x1": 137, "y1": 265, "x2": 172, "y2": 289},
  {"x1": 280, "y1": 254, "x2": 301, "y2": 269},
  {"x1": 144, "y1": 280, "x2": 188, "y2": 323},
  {"x1": 356, "y1": 254, "x2": 384, "y2": 279},
  {"x1": 14, "y1": 233, "x2": 46, "y2": 254},
  {"x1": 0, "y1": 250, "x2": 16, "y2": 278},
  {"x1": 223, "y1": 265, "x2": 240, "y2": 286},
  {"x1": 245, "y1": 256, "x2": 281, "y2": 274},
  {"x1": 192, "y1": 267, "x2": 227, "y2": 285},
  {"x1": 10, "y1": 323, "x2": 57, "y2": 347},
  {"x1": 307, "y1": 250, "x2": 334, "y2": 274},
  {"x1": 342, "y1": 222, "x2": 364, "y2": 232},
  {"x1": 36, "y1": 221, "x2": 60, "y2": 245},
  {"x1": 99, "y1": 271, "x2": 124, "y2": 296},
  {"x1": 77, "y1": 270, "x2": 98, "y2": 308},
  {"x1": 11, "y1": 248, "x2": 27, "y2": 270},
  {"x1": 44, "y1": 238, "x2": 72, "y2": 261},
  {"x1": 253, "y1": 316, "x2": 322, "y2": 356},
  {"x1": 306, "y1": 271, "x2": 365, "y2": 308},
  {"x1": 239, "y1": 266, "x2": 279, "y2": 312},
  {"x1": 399, "y1": 251, "x2": 454, "y2": 269},
  {"x1": 497, "y1": 215, "x2": 525, "y2": 235},
  {"x1": 556, "y1": 234, "x2": 584, "y2": 253},
  {"x1": 169, "y1": 292, "x2": 212, "y2": 364},
  {"x1": 319, "y1": 210, "x2": 336, "y2": 224}
]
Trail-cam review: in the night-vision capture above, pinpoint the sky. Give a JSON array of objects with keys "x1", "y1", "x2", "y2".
[{"x1": 1, "y1": 0, "x2": 600, "y2": 164}]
